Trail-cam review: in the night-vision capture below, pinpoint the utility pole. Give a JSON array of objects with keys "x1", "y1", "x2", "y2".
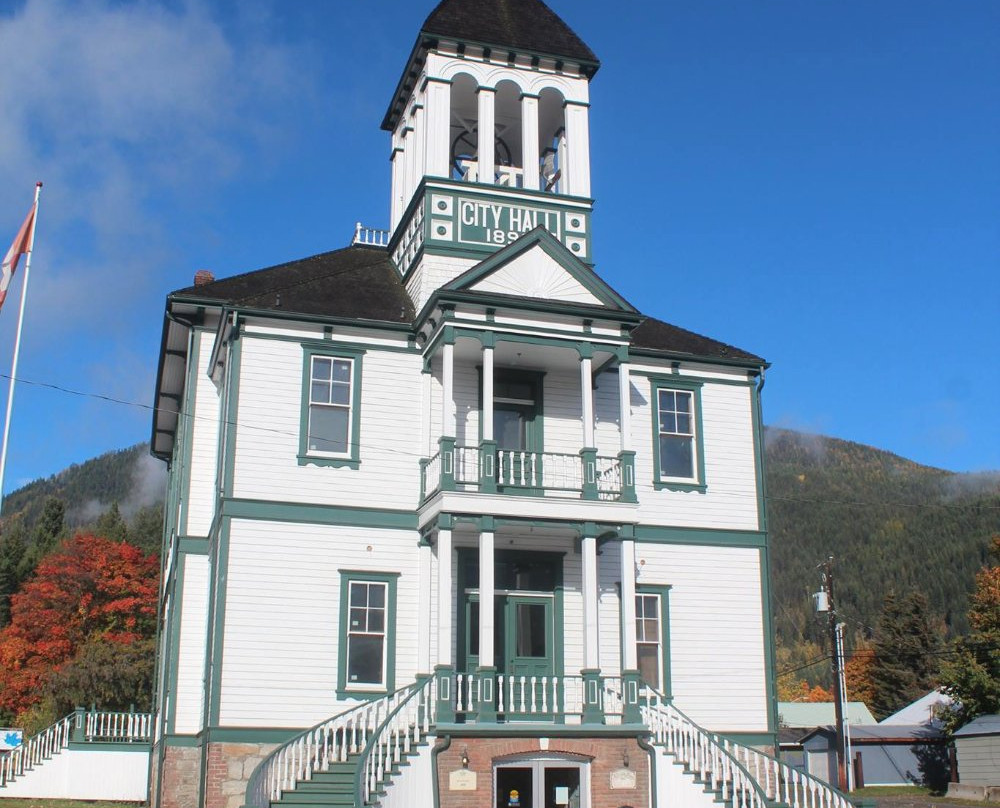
[{"x1": 817, "y1": 557, "x2": 848, "y2": 791}]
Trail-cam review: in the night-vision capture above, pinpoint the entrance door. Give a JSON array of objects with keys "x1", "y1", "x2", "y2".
[
  {"x1": 499, "y1": 595, "x2": 554, "y2": 717},
  {"x1": 496, "y1": 761, "x2": 586, "y2": 808}
]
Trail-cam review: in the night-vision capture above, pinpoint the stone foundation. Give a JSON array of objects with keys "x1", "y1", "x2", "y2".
[
  {"x1": 204, "y1": 741, "x2": 279, "y2": 808},
  {"x1": 158, "y1": 744, "x2": 202, "y2": 808},
  {"x1": 436, "y1": 735, "x2": 649, "y2": 808}
]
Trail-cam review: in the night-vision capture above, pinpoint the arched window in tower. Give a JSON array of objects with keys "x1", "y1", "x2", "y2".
[
  {"x1": 494, "y1": 80, "x2": 523, "y2": 188},
  {"x1": 538, "y1": 87, "x2": 567, "y2": 194},
  {"x1": 450, "y1": 73, "x2": 479, "y2": 182}
]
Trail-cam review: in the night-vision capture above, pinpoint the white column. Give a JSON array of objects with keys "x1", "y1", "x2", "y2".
[
  {"x1": 425, "y1": 79, "x2": 452, "y2": 178},
  {"x1": 390, "y1": 145, "x2": 404, "y2": 230},
  {"x1": 414, "y1": 102, "x2": 426, "y2": 189},
  {"x1": 418, "y1": 540, "x2": 432, "y2": 673},
  {"x1": 477, "y1": 86, "x2": 495, "y2": 184},
  {"x1": 620, "y1": 539, "x2": 637, "y2": 671},
  {"x1": 521, "y1": 94, "x2": 540, "y2": 190},
  {"x1": 478, "y1": 530, "x2": 495, "y2": 668},
  {"x1": 618, "y1": 362, "x2": 631, "y2": 451},
  {"x1": 482, "y1": 344, "x2": 494, "y2": 441},
  {"x1": 582, "y1": 534, "x2": 600, "y2": 670},
  {"x1": 437, "y1": 527, "x2": 453, "y2": 667},
  {"x1": 564, "y1": 101, "x2": 592, "y2": 198},
  {"x1": 580, "y1": 354, "x2": 595, "y2": 448},
  {"x1": 442, "y1": 341, "x2": 455, "y2": 437}
]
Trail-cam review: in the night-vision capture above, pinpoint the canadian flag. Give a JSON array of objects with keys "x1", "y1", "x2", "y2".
[{"x1": 0, "y1": 205, "x2": 36, "y2": 313}]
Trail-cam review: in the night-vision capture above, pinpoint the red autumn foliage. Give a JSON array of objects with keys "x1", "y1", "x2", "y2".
[{"x1": 0, "y1": 533, "x2": 158, "y2": 719}]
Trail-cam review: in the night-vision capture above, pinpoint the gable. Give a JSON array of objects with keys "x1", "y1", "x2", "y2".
[
  {"x1": 468, "y1": 244, "x2": 604, "y2": 305},
  {"x1": 444, "y1": 226, "x2": 637, "y2": 312}
]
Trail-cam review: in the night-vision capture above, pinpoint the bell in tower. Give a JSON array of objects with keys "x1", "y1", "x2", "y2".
[{"x1": 383, "y1": 0, "x2": 600, "y2": 306}]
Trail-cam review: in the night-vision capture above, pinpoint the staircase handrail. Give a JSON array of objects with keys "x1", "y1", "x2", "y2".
[
  {"x1": 642, "y1": 692, "x2": 772, "y2": 808},
  {"x1": 0, "y1": 711, "x2": 75, "y2": 788},
  {"x1": 354, "y1": 675, "x2": 435, "y2": 806},
  {"x1": 721, "y1": 731, "x2": 854, "y2": 808},
  {"x1": 243, "y1": 683, "x2": 419, "y2": 808}
]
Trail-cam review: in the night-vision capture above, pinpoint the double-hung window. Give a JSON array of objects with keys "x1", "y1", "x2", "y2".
[
  {"x1": 652, "y1": 379, "x2": 705, "y2": 490},
  {"x1": 337, "y1": 571, "x2": 398, "y2": 696},
  {"x1": 299, "y1": 346, "x2": 363, "y2": 467},
  {"x1": 635, "y1": 585, "x2": 671, "y2": 695}
]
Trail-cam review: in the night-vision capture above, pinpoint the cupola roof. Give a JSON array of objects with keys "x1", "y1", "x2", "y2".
[{"x1": 421, "y1": 0, "x2": 599, "y2": 65}]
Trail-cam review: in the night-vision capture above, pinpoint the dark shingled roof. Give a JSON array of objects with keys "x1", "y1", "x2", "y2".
[
  {"x1": 632, "y1": 316, "x2": 765, "y2": 364},
  {"x1": 172, "y1": 246, "x2": 415, "y2": 323},
  {"x1": 172, "y1": 247, "x2": 763, "y2": 364},
  {"x1": 422, "y1": 0, "x2": 598, "y2": 65}
]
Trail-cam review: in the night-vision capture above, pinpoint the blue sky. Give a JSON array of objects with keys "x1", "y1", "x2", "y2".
[{"x1": 0, "y1": 0, "x2": 997, "y2": 496}]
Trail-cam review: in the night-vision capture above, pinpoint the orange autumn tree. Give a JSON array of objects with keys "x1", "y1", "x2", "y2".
[{"x1": 0, "y1": 533, "x2": 158, "y2": 725}]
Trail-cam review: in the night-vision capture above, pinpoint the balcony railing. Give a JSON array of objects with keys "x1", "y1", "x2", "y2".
[
  {"x1": 420, "y1": 443, "x2": 636, "y2": 503},
  {"x1": 450, "y1": 673, "x2": 629, "y2": 724}
]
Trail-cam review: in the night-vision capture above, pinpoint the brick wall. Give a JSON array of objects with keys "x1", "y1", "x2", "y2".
[
  {"x1": 203, "y1": 741, "x2": 278, "y2": 808},
  {"x1": 436, "y1": 735, "x2": 649, "y2": 808},
  {"x1": 159, "y1": 744, "x2": 202, "y2": 808}
]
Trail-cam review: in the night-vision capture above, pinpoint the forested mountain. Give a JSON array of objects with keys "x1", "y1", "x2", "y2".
[
  {"x1": 766, "y1": 428, "x2": 1000, "y2": 649},
  {"x1": 2, "y1": 432, "x2": 997, "y2": 651}
]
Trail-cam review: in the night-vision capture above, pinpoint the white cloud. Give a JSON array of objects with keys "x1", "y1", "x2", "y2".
[{"x1": 0, "y1": 0, "x2": 307, "y2": 332}]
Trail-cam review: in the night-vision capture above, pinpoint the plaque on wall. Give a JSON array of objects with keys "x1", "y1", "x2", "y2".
[
  {"x1": 449, "y1": 769, "x2": 477, "y2": 790},
  {"x1": 610, "y1": 767, "x2": 637, "y2": 789}
]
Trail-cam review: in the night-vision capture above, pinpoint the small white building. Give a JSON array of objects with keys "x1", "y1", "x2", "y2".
[
  {"x1": 950, "y1": 715, "x2": 1000, "y2": 801},
  {"x1": 147, "y1": 3, "x2": 847, "y2": 808}
]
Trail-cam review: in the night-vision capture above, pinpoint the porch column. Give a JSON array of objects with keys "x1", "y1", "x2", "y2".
[
  {"x1": 581, "y1": 525, "x2": 602, "y2": 723},
  {"x1": 521, "y1": 93, "x2": 540, "y2": 190},
  {"x1": 477, "y1": 86, "x2": 495, "y2": 184},
  {"x1": 579, "y1": 346, "x2": 598, "y2": 499},
  {"x1": 476, "y1": 525, "x2": 497, "y2": 721},
  {"x1": 480, "y1": 336, "x2": 496, "y2": 493},
  {"x1": 620, "y1": 536, "x2": 642, "y2": 723},
  {"x1": 417, "y1": 536, "x2": 432, "y2": 675},
  {"x1": 435, "y1": 521, "x2": 455, "y2": 722},
  {"x1": 440, "y1": 335, "x2": 456, "y2": 490},
  {"x1": 618, "y1": 357, "x2": 637, "y2": 502}
]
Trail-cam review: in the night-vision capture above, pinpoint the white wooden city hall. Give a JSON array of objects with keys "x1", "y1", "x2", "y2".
[{"x1": 149, "y1": 3, "x2": 844, "y2": 808}]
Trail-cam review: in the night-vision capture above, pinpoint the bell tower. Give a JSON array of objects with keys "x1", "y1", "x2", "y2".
[{"x1": 382, "y1": 0, "x2": 600, "y2": 308}]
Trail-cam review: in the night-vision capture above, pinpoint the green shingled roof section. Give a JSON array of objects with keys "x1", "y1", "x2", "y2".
[
  {"x1": 171, "y1": 245, "x2": 415, "y2": 324},
  {"x1": 421, "y1": 0, "x2": 599, "y2": 65},
  {"x1": 776, "y1": 701, "x2": 878, "y2": 728},
  {"x1": 631, "y1": 316, "x2": 765, "y2": 365},
  {"x1": 171, "y1": 243, "x2": 765, "y2": 364}
]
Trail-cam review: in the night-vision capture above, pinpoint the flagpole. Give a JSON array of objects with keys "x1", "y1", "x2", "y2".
[{"x1": 0, "y1": 182, "x2": 42, "y2": 518}]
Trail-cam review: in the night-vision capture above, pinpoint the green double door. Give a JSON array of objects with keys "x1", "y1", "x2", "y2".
[{"x1": 466, "y1": 594, "x2": 556, "y2": 718}]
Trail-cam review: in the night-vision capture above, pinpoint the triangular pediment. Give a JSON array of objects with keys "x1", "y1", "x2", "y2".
[{"x1": 444, "y1": 227, "x2": 636, "y2": 311}]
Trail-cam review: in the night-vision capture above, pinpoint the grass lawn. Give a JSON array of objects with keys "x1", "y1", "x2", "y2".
[
  {"x1": 0, "y1": 801, "x2": 144, "y2": 807},
  {"x1": 854, "y1": 785, "x2": 1000, "y2": 807}
]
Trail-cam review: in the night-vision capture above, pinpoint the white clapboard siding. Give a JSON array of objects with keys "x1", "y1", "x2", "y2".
[
  {"x1": 598, "y1": 543, "x2": 623, "y2": 675},
  {"x1": 410, "y1": 255, "x2": 477, "y2": 310},
  {"x1": 174, "y1": 554, "x2": 210, "y2": 734},
  {"x1": 593, "y1": 372, "x2": 622, "y2": 457},
  {"x1": 185, "y1": 330, "x2": 221, "y2": 537},
  {"x1": 231, "y1": 337, "x2": 423, "y2": 507},
  {"x1": 633, "y1": 379, "x2": 760, "y2": 530},
  {"x1": 453, "y1": 364, "x2": 480, "y2": 448},
  {"x1": 219, "y1": 520, "x2": 420, "y2": 727},
  {"x1": 542, "y1": 368, "x2": 585, "y2": 455},
  {"x1": 636, "y1": 543, "x2": 768, "y2": 732}
]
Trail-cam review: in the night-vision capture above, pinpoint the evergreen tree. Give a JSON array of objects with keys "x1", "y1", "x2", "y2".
[
  {"x1": 0, "y1": 522, "x2": 27, "y2": 626},
  {"x1": 869, "y1": 590, "x2": 941, "y2": 719},
  {"x1": 93, "y1": 502, "x2": 128, "y2": 543},
  {"x1": 20, "y1": 496, "x2": 68, "y2": 573},
  {"x1": 940, "y1": 537, "x2": 1000, "y2": 731}
]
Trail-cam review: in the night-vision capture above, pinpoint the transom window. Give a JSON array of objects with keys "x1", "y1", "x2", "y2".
[
  {"x1": 657, "y1": 389, "x2": 695, "y2": 479},
  {"x1": 346, "y1": 581, "x2": 387, "y2": 687},
  {"x1": 308, "y1": 356, "x2": 353, "y2": 454}
]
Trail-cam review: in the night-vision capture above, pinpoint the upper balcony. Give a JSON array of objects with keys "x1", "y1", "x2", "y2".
[{"x1": 416, "y1": 324, "x2": 640, "y2": 525}]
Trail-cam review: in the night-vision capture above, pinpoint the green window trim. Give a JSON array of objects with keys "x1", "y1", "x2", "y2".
[
  {"x1": 298, "y1": 344, "x2": 364, "y2": 469},
  {"x1": 650, "y1": 377, "x2": 706, "y2": 492},
  {"x1": 637, "y1": 584, "x2": 672, "y2": 698},
  {"x1": 336, "y1": 570, "x2": 400, "y2": 699}
]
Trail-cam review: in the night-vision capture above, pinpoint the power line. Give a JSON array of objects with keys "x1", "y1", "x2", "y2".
[{"x1": 3, "y1": 370, "x2": 998, "y2": 513}]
